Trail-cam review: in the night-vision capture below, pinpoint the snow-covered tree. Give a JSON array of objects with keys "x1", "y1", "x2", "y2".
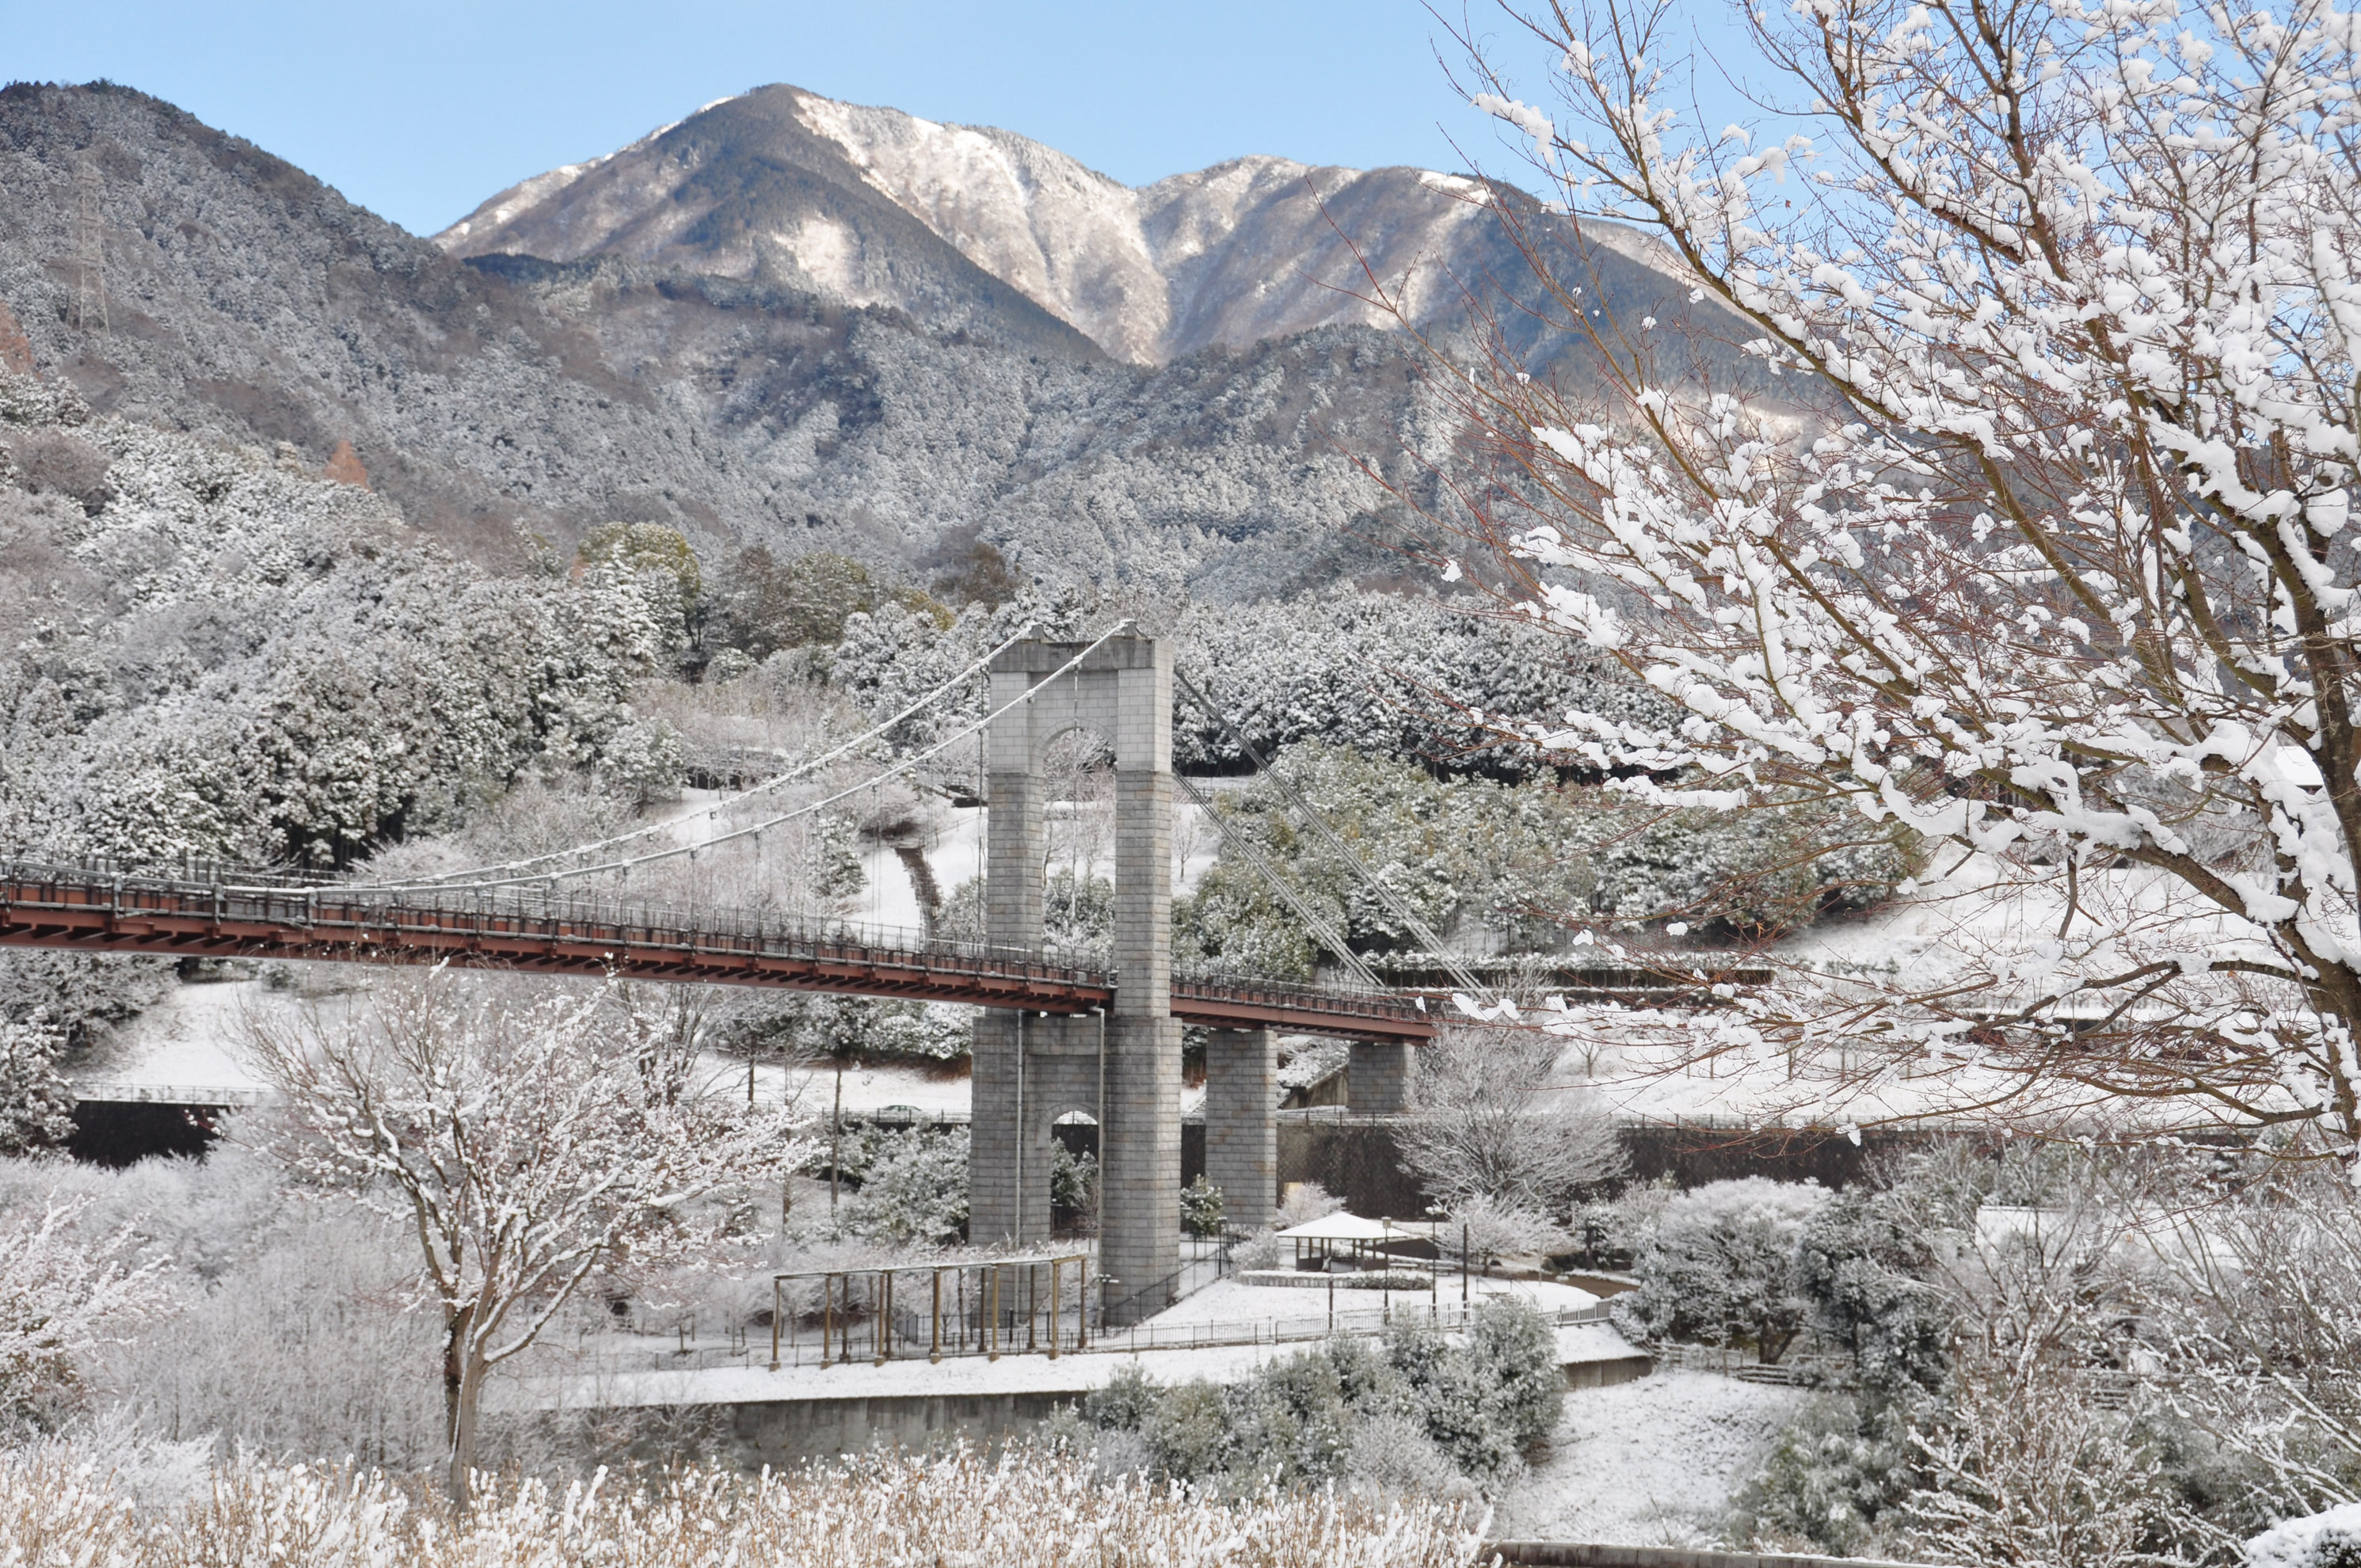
[
  {"x1": 245, "y1": 969, "x2": 813, "y2": 1504},
  {"x1": 0, "y1": 1197, "x2": 162, "y2": 1437},
  {"x1": 2150, "y1": 1161, "x2": 2361, "y2": 1524},
  {"x1": 1433, "y1": 0, "x2": 2361, "y2": 1155},
  {"x1": 0, "y1": 1017, "x2": 71, "y2": 1156},
  {"x1": 1434, "y1": 1193, "x2": 1574, "y2": 1273},
  {"x1": 1395, "y1": 1026, "x2": 1624, "y2": 1214},
  {"x1": 836, "y1": 1126, "x2": 969, "y2": 1245},
  {"x1": 1616, "y1": 1177, "x2": 1829, "y2": 1363}
]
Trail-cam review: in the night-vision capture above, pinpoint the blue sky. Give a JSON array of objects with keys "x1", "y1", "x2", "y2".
[{"x1": 5, "y1": 1, "x2": 1774, "y2": 238}]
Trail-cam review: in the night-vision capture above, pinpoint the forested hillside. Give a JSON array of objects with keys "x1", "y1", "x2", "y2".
[{"x1": 0, "y1": 82, "x2": 1478, "y2": 596}]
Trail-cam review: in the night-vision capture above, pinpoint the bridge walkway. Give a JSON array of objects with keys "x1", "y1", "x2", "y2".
[{"x1": 0, "y1": 859, "x2": 1434, "y2": 1043}]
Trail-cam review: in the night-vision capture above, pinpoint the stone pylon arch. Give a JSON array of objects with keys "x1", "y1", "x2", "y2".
[{"x1": 969, "y1": 632, "x2": 1181, "y2": 1325}]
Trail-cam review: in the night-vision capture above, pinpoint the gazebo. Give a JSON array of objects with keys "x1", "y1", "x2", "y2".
[{"x1": 1278, "y1": 1211, "x2": 1422, "y2": 1273}]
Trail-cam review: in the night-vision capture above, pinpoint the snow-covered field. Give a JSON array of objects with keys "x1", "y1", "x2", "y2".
[{"x1": 1491, "y1": 1369, "x2": 1802, "y2": 1547}]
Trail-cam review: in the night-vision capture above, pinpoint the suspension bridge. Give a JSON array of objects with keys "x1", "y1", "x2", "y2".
[
  {"x1": 0, "y1": 861, "x2": 1433, "y2": 1040},
  {"x1": 0, "y1": 628, "x2": 1471, "y2": 1326}
]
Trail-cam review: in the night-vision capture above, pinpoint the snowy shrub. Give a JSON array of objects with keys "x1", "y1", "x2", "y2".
[
  {"x1": 837, "y1": 1126, "x2": 969, "y2": 1245},
  {"x1": 105, "y1": 1207, "x2": 447, "y2": 1470},
  {"x1": 1900, "y1": 1353, "x2": 2183, "y2": 1568},
  {"x1": 0, "y1": 1195, "x2": 164, "y2": 1438},
  {"x1": 1797, "y1": 1179, "x2": 1951, "y2": 1395},
  {"x1": 1616, "y1": 1178, "x2": 1829, "y2": 1364},
  {"x1": 1466, "y1": 1295, "x2": 1565, "y2": 1451},
  {"x1": 1383, "y1": 1319, "x2": 1524, "y2": 1483},
  {"x1": 0, "y1": 1016, "x2": 73, "y2": 1155},
  {"x1": 1086, "y1": 1362, "x2": 1165, "y2": 1433},
  {"x1": 1344, "y1": 1410, "x2": 1476, "y2": 1503},
  {"x1": 1731, "y1": 1392, "x2": 1922, "y2": 1558},
  {"x1": 1144, "y1": 1380, "x2": 1234, "y2": 1482},
  {"x1": 1181, "y1": 1174, "x2": 1225, "y2": 1239},
  {"x1": 1230, "y1": 1228, "x2": 1285, "y2": 1272},
  {"x1": 2249, "y1": 1505, "x2": 2361, "y2": 1568},
  {"x1": 1072, "y1": 1306, "x2": 1550, "y2": 1497},
  {"x1": 1276, "y1": 1182, "x2": 1346, "y2": 1229}
]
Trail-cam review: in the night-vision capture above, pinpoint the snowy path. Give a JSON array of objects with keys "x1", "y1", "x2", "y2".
[{"x1": 1491, "y1": 1369, "x2": 1802, "y2": 1548}]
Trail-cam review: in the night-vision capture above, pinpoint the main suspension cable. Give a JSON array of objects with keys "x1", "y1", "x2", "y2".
[
  {"x1": 1171, "y1": 771, "x2": 1383, "y2": 989},
  {"x1": 347, "y1": 619, "x2": 1039, "y2": 890},
  {"x1": 1174, "y1": 666, "x2": 1489, "y2": 999},
  {"x1": 333, "y1": 627, "x2": 1120, "y2": 897}
]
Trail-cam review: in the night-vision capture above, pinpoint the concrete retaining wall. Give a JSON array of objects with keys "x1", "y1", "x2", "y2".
[
  {"x1": 1565, "y1": 1354, "x2": 1651, "y2": 1389},
  {"x1": 724, "y1": 1391, "x2": 1073, "y2": 1469},
  {"x1": 675, "y1": 1346, "x2": 1651, "y2": 1467},
  {"x1": 1486, "y1": 1543, "x2": 1923, "y2": 1568}
]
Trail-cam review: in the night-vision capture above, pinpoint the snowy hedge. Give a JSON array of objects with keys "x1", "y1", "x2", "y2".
[{"x1": 1063, "y1": 1297, "x2": 1562, "y2": 1496}]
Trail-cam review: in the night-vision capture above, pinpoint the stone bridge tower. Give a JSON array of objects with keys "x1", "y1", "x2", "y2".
[{"x1": 969, "y1": 631, "x2": 1270, "y2": 1327}]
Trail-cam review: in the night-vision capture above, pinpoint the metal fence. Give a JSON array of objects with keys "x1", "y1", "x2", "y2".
[{"x1": 596, "y1": 1294, "x2": 1616, "y2": 1375}]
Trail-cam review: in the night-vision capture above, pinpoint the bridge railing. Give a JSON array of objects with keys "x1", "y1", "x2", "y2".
[
  {"x1": 0, "y1": 851, "x2": 1106, "y2": 980},
  {"x1": 0, "y1": 853, "x2": 1434, "y2": 1025}
]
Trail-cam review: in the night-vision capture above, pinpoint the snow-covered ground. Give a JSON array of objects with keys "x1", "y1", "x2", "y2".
[
  {"x1": 1491, "y1": 1369, "x2": 1802, "y2": 1547},
  {"x1": 74, "y1": 977, "x2": 279, "y2": 1102}
]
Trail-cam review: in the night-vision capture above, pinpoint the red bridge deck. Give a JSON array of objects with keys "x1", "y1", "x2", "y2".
[{"x1": 0, "y1": 862, "x2": 1434, "y2": 1042}]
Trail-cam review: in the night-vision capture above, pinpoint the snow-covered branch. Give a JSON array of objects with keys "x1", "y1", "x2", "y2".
[
  {"x1": 1431, "y1": 0, "x2": 2361, "y2": 1154},
  {"x1": 245, "y1": 968, "x2": 815, "y2": 1502}
]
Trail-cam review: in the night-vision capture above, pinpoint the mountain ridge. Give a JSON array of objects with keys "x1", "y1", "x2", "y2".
[
  {"x1": 0, "y1": 82, "x2": 1463, "y2": 598},
  {"x1": 436, "y1": 84, "x2": 1698, "y2": 368}
]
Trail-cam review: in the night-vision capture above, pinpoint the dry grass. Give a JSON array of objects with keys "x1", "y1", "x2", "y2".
[{"x1": 0, "y1": 1443, "x2": 1479, "y2": 1566}]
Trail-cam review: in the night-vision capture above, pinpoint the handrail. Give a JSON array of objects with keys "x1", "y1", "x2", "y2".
[{"x1": 0, "y1": 855, "x2": 1438, "y2": 1036}]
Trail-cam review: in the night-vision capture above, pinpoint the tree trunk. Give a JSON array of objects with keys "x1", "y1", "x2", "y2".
[
  {"x1": 831, "y1": 1060, "x2": 844, "y2": 1213},
  {"x1": 443, "y1": 1306, "x2": 482, "y2": 1506}
]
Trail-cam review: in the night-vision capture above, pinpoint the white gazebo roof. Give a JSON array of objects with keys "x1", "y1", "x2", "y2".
[{"x1": 1276, "y1": 1212, "x2": 1413, "y2": 1243}]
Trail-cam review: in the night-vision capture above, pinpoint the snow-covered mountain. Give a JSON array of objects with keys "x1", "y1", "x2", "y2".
[{"x1": 436, "y1": 85, "x2": 1689, "y2": 366}]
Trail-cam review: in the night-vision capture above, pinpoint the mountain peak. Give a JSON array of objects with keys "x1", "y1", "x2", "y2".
[{"x1": 432, "y1": 86, "x2": 1533, "y2": 364}]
